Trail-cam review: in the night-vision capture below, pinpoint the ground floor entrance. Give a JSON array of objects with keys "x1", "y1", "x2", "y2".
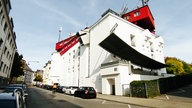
[{"x1": 107, "y1": 78, "x2": 115, "y2": 95}]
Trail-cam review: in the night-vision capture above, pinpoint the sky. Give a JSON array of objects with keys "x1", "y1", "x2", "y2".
[{"x1": 10, "y1": 0, "x2": 192, "y2": 71}]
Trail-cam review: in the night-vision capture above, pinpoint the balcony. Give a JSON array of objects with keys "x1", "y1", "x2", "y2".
[{"x1": 100, "y1": 61, "x2": 128, "y2": 76}]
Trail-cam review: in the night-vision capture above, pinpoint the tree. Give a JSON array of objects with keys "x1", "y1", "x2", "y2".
[
  {"x1": 182, "y1": 61, "x2": 192, "y2": 74},
  {"x1": 9, "y1": 52, "x2": 25, "y2": 83},
  {"x1": 34, "y1": 75, "x2": 43, "y2": 82},
  {"x1": 165, "y1": 57, "x2": 184, "y2": 75}
]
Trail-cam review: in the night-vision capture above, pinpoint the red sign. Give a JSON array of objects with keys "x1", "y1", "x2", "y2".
[{"x1": 55, "y1": 36, "x2": 79, "y2": 56}]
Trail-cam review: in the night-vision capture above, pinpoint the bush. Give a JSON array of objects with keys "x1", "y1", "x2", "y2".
[{"x1": 130, "y1": 80, "x2": 160, "y2": 98}]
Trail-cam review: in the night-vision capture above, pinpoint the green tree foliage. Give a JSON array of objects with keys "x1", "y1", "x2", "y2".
[
  {"x1": 165, "y1": 57, "x2": 184, "y2": 75},
  {"x1": 34, "y1": 75, "x2": 43, "y2": 82},
  {"x1": 9, "y1": 52, "x2": 25, "y2": 83},
  {"x1": 182, "y1": 61, "x2": 192, "y2": 74},
  {"x1": 165, "y1": 57, "x2": 192, "y2": 75}
]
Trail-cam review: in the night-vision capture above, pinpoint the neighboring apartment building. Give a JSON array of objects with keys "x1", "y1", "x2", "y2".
[
  {"x1": 42, "y1": 61, "x2": 51, "y2": 85},
  {"x1": 49, "y1": 5, "x2": 167, "y2": 96},
  {"x1": 22, "y1": 60, "x2": 34, "y2": 85},
  {"x1": 0, "y1": 0, "x2": 16, "y2": 85}
]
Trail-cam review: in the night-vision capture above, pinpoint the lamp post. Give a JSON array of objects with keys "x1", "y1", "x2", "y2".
[
  {"x1": 27, "y1": 61, "x2": 39, "y2": 65},
  {"x1": 58, "y1": 27, "x2": 62, "y2": 42}
]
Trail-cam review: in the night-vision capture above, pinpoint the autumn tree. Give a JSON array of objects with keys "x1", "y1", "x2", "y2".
[
  {"x1": 9, "y1": 52, "x2": 25, "y2": 83},
  {"x1": 165, "y1": 57, "x2": 184, "y2": 75},
  {"x1": 34, "y1": 74, "x2": 43, "y2": 82},
  {"x1": 182, "y1": 61, "x2": 192, "y2": 74}
]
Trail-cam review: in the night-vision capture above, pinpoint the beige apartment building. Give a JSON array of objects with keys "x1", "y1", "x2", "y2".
[{"x1": 0, "y1": 0, "x2": 17, "y2": 86}]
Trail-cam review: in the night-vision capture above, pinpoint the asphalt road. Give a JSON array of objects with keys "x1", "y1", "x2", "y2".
[{"x1": 27, "y1": 87, "x2": 146, "y2": 108}]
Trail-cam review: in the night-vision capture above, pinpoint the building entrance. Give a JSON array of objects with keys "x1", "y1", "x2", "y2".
[{"x1": 107, "y1": 78, "x2": 115, "y2": 95}]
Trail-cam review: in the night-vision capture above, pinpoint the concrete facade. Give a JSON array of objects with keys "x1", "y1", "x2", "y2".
[
  {"x1": 42, "y1": 61, "x2": 51, "y2": 85},
  {"x1": 0, "y1": 0, "x2": 17, "y2": 85},
  {"x1": 49, "y1": 10, "x2": 167, "y2": 96}
]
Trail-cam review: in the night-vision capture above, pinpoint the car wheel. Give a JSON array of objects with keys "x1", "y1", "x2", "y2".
[
  {"x1": 82, "y1": 94, "x2": 86, "y2": 99},
  {"x1": 74, "y1": 93, "x2": 77, "y2": 97}
]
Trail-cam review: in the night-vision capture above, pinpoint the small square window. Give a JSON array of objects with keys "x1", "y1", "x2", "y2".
[{"x1": 134, "y1": 11, "x2": 140, "y2": 17}]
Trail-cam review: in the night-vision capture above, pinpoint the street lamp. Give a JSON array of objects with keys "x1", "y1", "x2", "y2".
[
  {"x1": 27, "y1": 61, "x2": 39, "y2": 65},
  {"x1": 58, "y1": 27, "x2": 62, "y2": 42}
]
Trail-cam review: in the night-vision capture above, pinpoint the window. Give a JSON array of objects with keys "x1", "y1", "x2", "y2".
[
  {"x1": 9, "y1": 39, "x2": 12, "y2": 45},
  {"x1": 159, "y1": 42, "x2": 163, "y2": 48},
  {"x1": 123, "y1": 15, "x2": 130, "y2": 20},
  {"x1": 1, "y1": 15, "x2": 4, "y2": 25},
  {"x1": 114, "y1": 68, "x2": 117, "y2": 71},
  {"x1": 3, "y1": 23, "x2": 8, "y2": 32},
  {"x1": 0, "y1": 10, "x2": 2, "y2": 19},
  {"x1": 130, "y1": 34, "x2": 136, "y2": 47},
  {"x1": 7, "y1": 33, "x2": 10, "y2": 41},
  {"x1": 134, "y1": 11, "x2": 140, "y2": 17},
  {"x1": 0, "y1": 38, "x2": 3, "y2": 47},
  {"x1": 7, "y1": 51, "x2": 9, "y2": 58},
  {"x1": 0, "y1": 61, "x2": 3, "y2": 71},
  {"x1": 4, "y1": 46, "x2": 7, "y2": 54},
  {"x1": 6, "y1": 66, "x2": 8, "y2": 73},
  {"x1": 145, "y1": 36, "x2": 150, "y2": 43},
  {"x1": 3, "y1": 64, "x2": 6, "y2": 72},
  {"x1": 150, "y1": 42, "x2": 154, "y2": 52}
]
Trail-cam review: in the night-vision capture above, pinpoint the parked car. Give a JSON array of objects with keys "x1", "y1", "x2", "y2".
[
  {"x1": 65, "y1": 86, "x2": 79, "y2": 95},
  {"x1": 74, "y1": 86, "x2": 96, "y2": 98},
  {"x1": 62, "y1": 86, "x2": 68, "y2": 93},
  {"x1": 8, "y1": 84, "x2": 27, "y2": 93},
  {"x1": 4, "y1": 86, "x2": 28, "y2": 106},
  {"x1": 56, "y1": 86, "x2": 66, "y2": 93},
  {"x1": 0, "y1": 89, "x2": 26, "y2": 108}
]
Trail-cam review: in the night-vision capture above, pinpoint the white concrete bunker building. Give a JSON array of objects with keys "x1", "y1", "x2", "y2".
[{"x1": 50, "y1": 5, "x2": 167, "y2": 96}]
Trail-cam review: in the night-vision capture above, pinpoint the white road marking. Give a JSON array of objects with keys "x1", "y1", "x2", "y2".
[
  {"x1": 102, "y1": 100, "x2": 106, "y2": 104},
  {"x1": 165, "y1": 94, "x2": 169, "y2": 100},
  {"x1": 128, "y1": 104, "x2": 131, "y2": 108}
]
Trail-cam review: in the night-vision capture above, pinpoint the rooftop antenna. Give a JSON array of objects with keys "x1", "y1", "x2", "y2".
[
  {"x1": 142, "y1": 0, "x2": 149, "y2": 6},
  {"x1": 58, "y1": 27, "x2": 62, "y2": 42},
  {"x1": 120, "y1": 3, "x2": 128, "y2": 16}
]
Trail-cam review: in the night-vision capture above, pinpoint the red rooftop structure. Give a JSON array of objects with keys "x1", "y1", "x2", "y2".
[{"x1": 122, "y1": 5, "x2": 155, "y2": 33}]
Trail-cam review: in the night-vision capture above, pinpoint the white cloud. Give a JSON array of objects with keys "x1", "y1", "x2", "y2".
[{"x1": 32, "y1": 0, "x2": 83, "y2": 28}]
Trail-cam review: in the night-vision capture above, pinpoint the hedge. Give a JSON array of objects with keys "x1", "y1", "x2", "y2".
[{"x1": 130, "y1": 74, "x2": 192, "y2": 98}]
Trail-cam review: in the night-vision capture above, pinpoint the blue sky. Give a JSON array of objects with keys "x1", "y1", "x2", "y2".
[{"x1": 10, "y1": 0, "x2": 192, "y2": 71}]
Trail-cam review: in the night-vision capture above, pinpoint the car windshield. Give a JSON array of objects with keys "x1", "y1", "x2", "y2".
[{"x1": 0, "y1": 100, "x2": 16, "y2": 108}]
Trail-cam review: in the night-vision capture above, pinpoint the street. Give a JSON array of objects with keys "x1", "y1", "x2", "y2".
[
  {"x1": 27, "y1": 87, "x2": 145, "y2": 108},
  {"x1": 26, "y1": 84, "x2": 192, "y2": 108}
]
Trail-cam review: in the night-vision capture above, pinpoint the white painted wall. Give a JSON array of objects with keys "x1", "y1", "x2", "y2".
[{"x1": 49, "y1": 12, "x2": 167, "y2": 95}]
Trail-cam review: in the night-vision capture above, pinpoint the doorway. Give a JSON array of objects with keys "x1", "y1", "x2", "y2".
[{"x1": 107, "y1": 79, "x2": 115, "y2": 95}]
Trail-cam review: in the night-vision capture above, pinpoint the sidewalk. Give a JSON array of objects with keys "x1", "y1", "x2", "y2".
[{"x1": 97, "y1": 93, "x2": 192, "y2": 108}]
